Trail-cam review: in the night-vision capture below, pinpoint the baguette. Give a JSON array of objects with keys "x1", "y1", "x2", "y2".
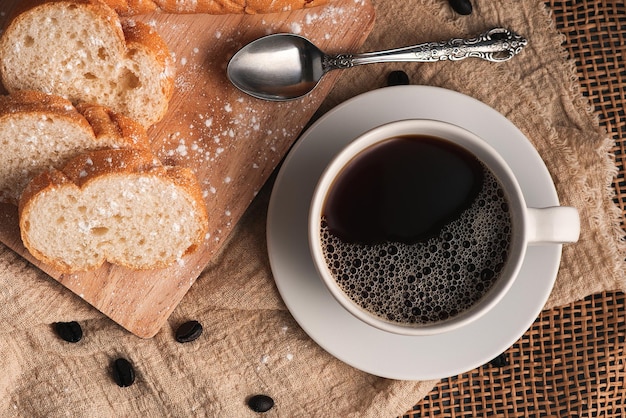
[
  {"x1": 0, "y1": 0, "x2": 175, "y2": 128},
  {"x1": 19, "y1": 148, "x2": 209, "y2": 273},
  {"x1": 0, "y1": 90, "x2": 150, "y2": 204},
  {"x1": 99, "y1": 0, "x2": 329, "y2": 15}
]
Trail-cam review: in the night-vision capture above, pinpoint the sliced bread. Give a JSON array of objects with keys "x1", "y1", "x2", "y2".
[
  {"x1": 0, "y1": 0, "x2": 174, "y2": 128},
  {"x1": 19, "y1": 148, "x2": 209, "y2": 273},
  {"x1": 0, "y1": 90, "x2": 150, "y2": 204}
]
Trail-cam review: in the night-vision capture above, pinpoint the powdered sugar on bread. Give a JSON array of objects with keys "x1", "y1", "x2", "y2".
[
  {"x1": 0, "y1": 0, "x2": 174, "y2": 127},
  {"x1": 0, "y1": 90, "x2": 150, "y2": 204},
  {"x1": 19, "y1": 148, "x2": 209, "y2": 273}
]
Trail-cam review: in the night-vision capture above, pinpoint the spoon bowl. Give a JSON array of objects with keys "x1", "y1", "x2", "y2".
[
  {"x1": 227, "y1": 34, "x2": 325, "y2": 101},
  {"x1": 227, "y1": 28, "x2": 527, "y2": 101}
]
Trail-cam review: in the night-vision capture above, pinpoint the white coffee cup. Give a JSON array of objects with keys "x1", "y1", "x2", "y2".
[{"x1": 308, "y1": 119, "x2": 580, "y2": 336}]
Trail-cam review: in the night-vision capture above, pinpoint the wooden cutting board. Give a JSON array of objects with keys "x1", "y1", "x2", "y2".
[{"x1": 0, "y1": 0, "x2": 375, "y2": 337}]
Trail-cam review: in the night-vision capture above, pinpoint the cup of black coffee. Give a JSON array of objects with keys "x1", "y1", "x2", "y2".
[{"x1": 309, "y1": 119, "x2": 579, "y2": 336}]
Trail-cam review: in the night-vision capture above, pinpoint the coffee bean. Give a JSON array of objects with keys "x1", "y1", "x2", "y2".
[
  {"x1": 247, "y1": 394, "x2": 274, "y2": 413},
  {"x1": 489, "y1": 352, "x2": 509, "y2": 367},
  {"x1": 112, "y1": 358, "x2": 135, "y2": 387},
  {"x1": 386, "y1": 70, "x2": 410, "y2": 86},
  {"x1": 448, "y1": 0, "x2": 472, "y2": 15},
  {"x1": 54, "y1": 321, "x2": 83, "y2": 343},
  {"x1": 175, "y1": 320, "x2": 203, "y2": 343}
]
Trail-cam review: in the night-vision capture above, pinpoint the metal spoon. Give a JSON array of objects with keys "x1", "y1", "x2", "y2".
[{"x1": 227, "y1": 27, "x2": 527, "y2": 101}]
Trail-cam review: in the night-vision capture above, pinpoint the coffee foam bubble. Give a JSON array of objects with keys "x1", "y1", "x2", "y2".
[{"x1": 320, "y1": 166, "x2": 512, "y2": 325}]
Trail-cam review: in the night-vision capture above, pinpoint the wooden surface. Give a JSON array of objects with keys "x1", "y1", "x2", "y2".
[{"x1": 0, "y1": 0, "x2": 376, "y2": 338}]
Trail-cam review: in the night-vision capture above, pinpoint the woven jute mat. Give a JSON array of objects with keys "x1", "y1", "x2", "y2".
[
  {"x1": 0, "y1": 0, "x2": 624, "y2": 417},
  {"x1": 405, "y1": 1, "x2": 626, "y2": 416}
]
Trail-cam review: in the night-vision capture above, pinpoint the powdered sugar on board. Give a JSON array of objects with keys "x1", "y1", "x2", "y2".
[{"x1": 0, "y1": 0, "x2": 375, "y2": 338}]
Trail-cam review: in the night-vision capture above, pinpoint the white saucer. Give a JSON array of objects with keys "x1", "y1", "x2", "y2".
[{"x1": 266, "y1": 86, "x2": 562, "y2": 380}]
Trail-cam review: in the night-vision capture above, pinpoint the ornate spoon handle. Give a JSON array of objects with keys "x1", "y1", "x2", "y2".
[{"x1": 323, "y1": 28, "x2": 527, "y2": 70}]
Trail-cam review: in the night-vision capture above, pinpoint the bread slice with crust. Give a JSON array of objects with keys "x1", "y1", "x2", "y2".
[
  {"x1": 0, "y1": 90, "x2": 150, "y2": 204},
  {"x1": 0, "y1": 0, "x2": 174, "y2": 128},
  {"x1": 19, "y1": 148, "x2": 209, "y2": 273}
]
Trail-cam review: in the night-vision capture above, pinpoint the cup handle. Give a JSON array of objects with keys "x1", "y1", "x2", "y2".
[{"x1": 526, "y1": 207, "x2": 580, "y2": 245}]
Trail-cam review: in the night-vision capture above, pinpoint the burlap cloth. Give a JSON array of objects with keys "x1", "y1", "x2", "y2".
[{"x1": 0, "y1": 0, "x2": 623, "y2": 416}]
